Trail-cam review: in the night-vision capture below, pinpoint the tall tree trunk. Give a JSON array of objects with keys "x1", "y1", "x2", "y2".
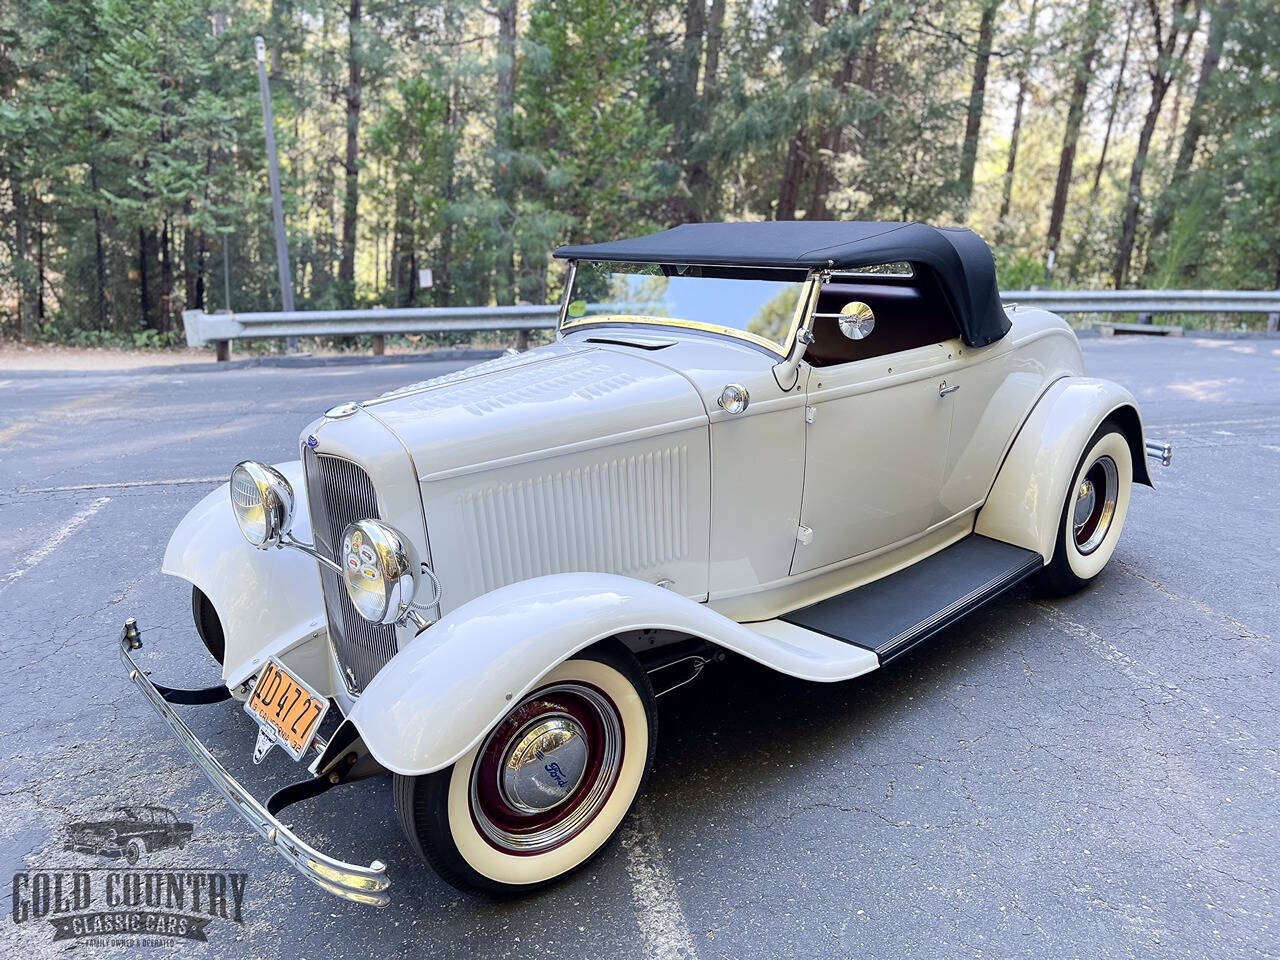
[
  {"x1": 11, "y1": 178, "x2": 37, "y2": 340},
  {"x1": 808, "y1": 0, "x2": 864, "y2": 220},
  {"x1": 1113, "y1": 0, "x2": 1197, "y2": 288},
  {"x1": 438, "y1": 80, "x2": 460, "y2": 306},
  {"x1": 494, "y1": 0, "x2": 518, "y2": 304},
  {"x1": 195, "y1": 233, "x2": 207, "y2": 311},
  {"x1": 35, "y1": 204, "x2": 46, "y2": 324},
  {"x1": 684, "y1": 0, "x2": 725, "y2": 218},
  {"x1": 957, "y1": 0, "x2": 999, "y2": 213},
  {"x1": 1091, "y1": 1, "x2": 1137, "y2": 195},
  {"x1": 89, "y1": 162, "x2": 109, "y2": 331},
  {"x1": 679, "y1": 0, "x2": 707, "y2": 116},
  {"x1": 702, "y1": 0, "x2": 724, "y2": 95},
  {"x1": 776, "y1": 0, "x2": 829, "y2": 220},
  {"x1": 338, "y1": 0, "x2": 362, "y2": 308},
  {"x1": 161, "y1": 216, "x2": 174, "y2": 333},
  {"x1": 1045, "y1": 0, "x2": 1103, "y2": 270},
  {"x1": 674, "y1": 0, "x2": 707, "y2": 221},
  {"x1": 777, "y1": 133, "x2": 808, "y2": 221},
  {"x1": 1148, "y1": 0, "x2": 1234, "y2": 245},
  {"x1": 138, "y1": 227, "x2": 155, "y2": 332},
  {"x1": 998, "y1": 0, "x2": 1039, "y2": 225},
  {"x1": 1065, "y1": 0, "x2": 1138, "y2": 283}
]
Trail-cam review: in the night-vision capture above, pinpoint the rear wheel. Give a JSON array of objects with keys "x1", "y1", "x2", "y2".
[
  {"x1": 393, "y1": 643, "x2": 656, "y2": 896},
  {"x1": 1041, "y1": 421, "x2": 1133, "y2": 595}
]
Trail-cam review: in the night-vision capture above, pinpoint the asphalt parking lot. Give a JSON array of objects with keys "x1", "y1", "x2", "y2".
[{"x1": 1, "y1": 335, "x2": 1276, "y2": 959}]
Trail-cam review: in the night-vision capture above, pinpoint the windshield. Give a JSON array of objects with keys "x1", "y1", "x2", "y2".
[{"x1": 562, "y1": 260, "x2": 809, "y2": 353}]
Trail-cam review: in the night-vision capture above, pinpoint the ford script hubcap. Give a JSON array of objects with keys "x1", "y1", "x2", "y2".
[
  {"x1": 470, "y1": 682, "x2": 623, "y2": 854},
  {"x1": 1072, "y1": 456, "x2": 1118, "y2": 555},
  {"x1": 499, "y1": 715, "x2": 590, "y2": 814}
]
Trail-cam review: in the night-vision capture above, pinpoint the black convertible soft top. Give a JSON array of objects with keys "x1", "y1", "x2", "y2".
[{"x1": 554, "y1": 221, "x2": 1010, "y2": 348}]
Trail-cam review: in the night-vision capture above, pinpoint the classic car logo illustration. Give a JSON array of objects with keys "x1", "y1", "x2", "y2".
[
  {"x1": 11, "y1": 806, "x2": 249, "y2": 946},
  {"x1": 63, "y1": 805, "x2": 193, "y2": 866}
]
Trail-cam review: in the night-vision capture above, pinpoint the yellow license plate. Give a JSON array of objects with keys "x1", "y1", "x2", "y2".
[{"x1": 244, "y1": 659, "x2": 329, "y2": 761}]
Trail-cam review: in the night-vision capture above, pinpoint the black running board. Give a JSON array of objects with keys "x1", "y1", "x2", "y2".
[{"x1": 781, "y1": 535, "x2": 1042, "y2": 664}]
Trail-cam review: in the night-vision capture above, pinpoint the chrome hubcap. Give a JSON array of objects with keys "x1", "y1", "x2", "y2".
[
  {"x1": 499, "y1": 715, "x2": 590, "y2": 814},
  {"x1": 470, "y1": 682, "x2": 623, "y2": 854},
  {"x1": 1072, "y1": 456, "x2": 1118, "y2": 555}
]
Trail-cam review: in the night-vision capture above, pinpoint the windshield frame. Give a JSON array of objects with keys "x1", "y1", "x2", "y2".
[{"x1": 557, "y1": 260, "x2": 819, "y2": 358}]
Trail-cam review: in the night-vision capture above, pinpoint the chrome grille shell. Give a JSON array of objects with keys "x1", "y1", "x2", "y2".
[{"x1": 303, "y1": 448, "x2": 399, "y2": 694}]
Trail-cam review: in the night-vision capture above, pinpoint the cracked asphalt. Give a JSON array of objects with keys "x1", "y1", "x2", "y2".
[{"x1": 0, "y1": 335, "x2": 1276, "y2": 959}]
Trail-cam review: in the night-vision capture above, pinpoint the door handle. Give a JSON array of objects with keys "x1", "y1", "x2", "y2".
[{"x1": 939, "y1": 381, "x2": 960, "y2": 397}]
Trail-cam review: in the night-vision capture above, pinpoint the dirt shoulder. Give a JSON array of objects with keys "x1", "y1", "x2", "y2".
[{"x1": 0, "y1": 343, "x2": 217, "y2": 371}]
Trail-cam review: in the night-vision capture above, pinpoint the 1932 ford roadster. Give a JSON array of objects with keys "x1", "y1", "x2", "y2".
[{"x1": 121, "y1": 221, "x2": 1171, "y2": 905}]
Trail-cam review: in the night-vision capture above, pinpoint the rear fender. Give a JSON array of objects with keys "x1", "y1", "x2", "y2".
[
  {"x1": 975, "y1": 377, "x2": 1152, "y2": 562},
  {"x1": 162, "y1": 461, "x2": 327, "y2": 690},
  {"x1": 345, "y1": 572, "x2": 879, "y2": 776}
]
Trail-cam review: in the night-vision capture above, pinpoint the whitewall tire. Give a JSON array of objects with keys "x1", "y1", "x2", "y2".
[
  {"x1": 1041, "y1": 421, "x2": 1133, "y2": 595},
  {"x1": 393, "y1": 642, "x2": 656, "y2": 895}
]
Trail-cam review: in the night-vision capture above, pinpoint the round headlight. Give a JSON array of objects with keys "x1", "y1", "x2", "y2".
[
  {"x1": 340, "y1": 519, "x2": 418, "y2": 625},
  {"x1": 229, "y1": 461, "x2": 295, "y2": 548}
]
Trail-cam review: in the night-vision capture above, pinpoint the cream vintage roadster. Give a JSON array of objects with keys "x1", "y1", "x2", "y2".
[{"x1": 120, "y1": 221, "x2": 1171, "y2": 905}]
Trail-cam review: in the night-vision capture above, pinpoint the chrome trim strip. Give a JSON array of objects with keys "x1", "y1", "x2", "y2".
[{"x1": 118, "y1": 624, "x2": 390, "y2": 906}]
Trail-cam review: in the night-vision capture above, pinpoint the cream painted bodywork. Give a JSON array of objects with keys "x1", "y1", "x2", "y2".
[
  {"x1": 345, "y1": 573, "x2": 878, "y2": 775},
  {"x1": 161, "y1": 461, "x2": 329, "y2": 693},
  {"x1": 974, "y1": 376, "x2": 1148, "y2": 560},
  {"x1": 163, "y1": 301, "x2": 1153, "y2": 774}
]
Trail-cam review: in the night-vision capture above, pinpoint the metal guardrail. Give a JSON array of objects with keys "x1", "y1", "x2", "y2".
[
  {"x1": 1001, "y1": 289, "x2": 1280, "y2": 314},
  {"x1": 182, "y1": 305, "x2": 562, "y2": 360},
  {"x1": 183, "y1": 288, "x2": 1280, "y2": 360}
]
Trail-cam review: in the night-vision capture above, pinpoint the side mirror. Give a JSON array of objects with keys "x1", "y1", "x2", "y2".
[{"x1": 838, "y1": 301, "x2": 875, "y2": 340}]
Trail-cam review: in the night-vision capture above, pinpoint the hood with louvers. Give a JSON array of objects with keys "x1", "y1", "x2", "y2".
[{"x1": 358, "y1": 343, "x2": 710, "y2": 482}]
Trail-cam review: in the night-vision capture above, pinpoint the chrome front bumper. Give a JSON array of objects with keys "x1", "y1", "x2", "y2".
[{"x1": 118, "y1": 622, "x2": 391, "y2": 906}]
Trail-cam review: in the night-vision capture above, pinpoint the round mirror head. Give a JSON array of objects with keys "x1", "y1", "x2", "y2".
[{"x1": 838, "y1": 301, "x2": 876, "y2": 341}]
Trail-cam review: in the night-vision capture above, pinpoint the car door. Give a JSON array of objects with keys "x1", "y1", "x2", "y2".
[{"x1": 789, "y1": 279, "x2": 962, "y2": 576}]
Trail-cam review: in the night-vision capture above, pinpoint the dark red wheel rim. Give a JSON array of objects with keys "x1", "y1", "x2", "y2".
[{"x1": 469, "y1": 681, "x2": 624, "y2": 854}]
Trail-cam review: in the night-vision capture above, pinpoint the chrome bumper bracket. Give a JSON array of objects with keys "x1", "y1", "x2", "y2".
[
  {"x1": 1145, "y1": 439, "x2": 1173, "y2": 467},
  {"x1": 118, "y1": 618, "x2": 391, "y2": 906}
]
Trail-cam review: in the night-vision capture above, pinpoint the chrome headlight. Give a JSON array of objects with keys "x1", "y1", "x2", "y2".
[
  {"x1": 229, "y1": 461, "x2": 295, "y2": 548},
  {"x1": 340, "y1": 519, "x2": 421, "y2": 625}
]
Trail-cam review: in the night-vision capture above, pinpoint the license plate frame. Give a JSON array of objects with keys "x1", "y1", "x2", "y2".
[{"x1": 243, "y1": 658, "x2": 330, "y2": 762}]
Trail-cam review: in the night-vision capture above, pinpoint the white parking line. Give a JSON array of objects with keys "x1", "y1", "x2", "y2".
[
  {"x1": 17, "y1": 477, "x2": 223, "y2": 494},
  {"x1": 621, "y1": 804, "x2": 699, "y2": 960},
  {"x1": 3, "y1": 496, "x2": 111, "y2": 584}
]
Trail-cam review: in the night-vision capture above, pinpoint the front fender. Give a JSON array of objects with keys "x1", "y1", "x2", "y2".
[
  {"x1": 162, "y1": 461, "x2": 326, "y2": 688},
  {"x1": 346, "y1": 573, "x2": 879, "y2": 776},
  {"x1": 975, "y1": 377, "x2": 1152, "y2": 562}
]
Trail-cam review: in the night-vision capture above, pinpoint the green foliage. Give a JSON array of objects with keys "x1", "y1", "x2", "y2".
[
  {"x1": 993, "y1": 251, "x2": 1046, "y2": 290},
  {"x1": 2, "y1": 0, "x2": 1278, "y2": 346}
]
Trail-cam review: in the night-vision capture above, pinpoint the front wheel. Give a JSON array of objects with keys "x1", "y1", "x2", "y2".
[
  {"x1": 393, "y1": 643, "x2": 657, "y2": 896},
  {"x1": 125, "y1": 838, "x2": 144, "y2": 866},
  {"x1": 1040, "y1": 420, "x2": 1133, "y2": 595}
]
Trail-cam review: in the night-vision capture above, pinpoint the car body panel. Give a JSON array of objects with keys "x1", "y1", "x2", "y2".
[
  {"x1": 975, "y1": 376, "x2": 1150, "y2": 561},
  {"x1": 344, "y1": 572, "x2": 879, "y2": 776},
  {"x1": 161, "y1": 461, "x2": 327, "y2": 690},
  {"x1": 795, "y1": 339, "x2": 955, "y2": 572}
]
